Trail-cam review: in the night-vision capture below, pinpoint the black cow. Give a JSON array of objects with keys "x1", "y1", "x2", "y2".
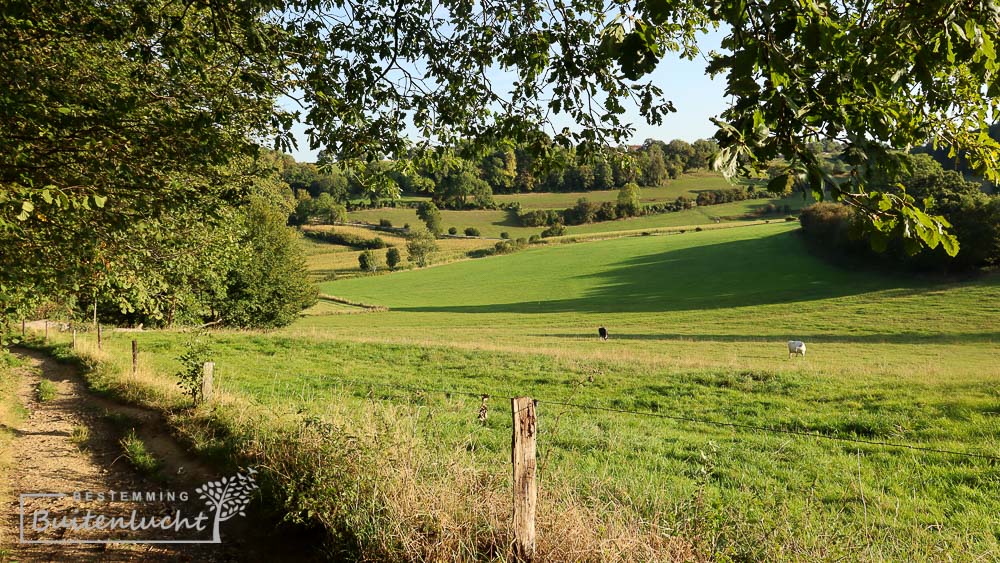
[{"x1": 598, "y1": 326, "x2": 608, "y2": 341}]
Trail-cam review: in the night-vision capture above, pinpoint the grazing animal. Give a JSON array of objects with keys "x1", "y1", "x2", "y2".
[
  {"x1": 598, "y1": 326, "x2": 608, "y2": 341},
  {"x1": 787, "y1": 340, "x2": 806, "y2": 358}
]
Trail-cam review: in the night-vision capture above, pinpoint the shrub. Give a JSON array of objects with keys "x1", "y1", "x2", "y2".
[
  {"x1": 541, "y1": 224, "x2": 566, "y2": 237},
  {"x1": 500, "y1": 231, "x2": 510, "y2": 239},
  {"x1": 798, "y1": 203, "x2": 854, "y2": 246},
  {"x1": 379, "y1": 218, "x2": 393, "y2": 228},
  {"x1": 176, "y1": 332, "x2": 211, "y2": 404},
  {"x1": 385, "y1": 247, "x2": 401, "y2": 270},
  {"x1": 358, "y1": 249, "x2": 379, "y2": 272},
  {"x1": 695, "y1": 226, "x2": 703, "y2": 232},
  {"x1": 464, "y1": 227, "x2": 481, "y2": 237},
  {"x1": 528, "y1": 234, "x2": 542, "y2": 243},
  {"x1": 448, "y1": 226, "x2": 458, "y2": 235}
]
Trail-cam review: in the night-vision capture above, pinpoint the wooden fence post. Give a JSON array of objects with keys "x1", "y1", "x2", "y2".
[
  {"x1": 72, "y1": 329, "x2": 77, "y2": 349},
  {"x1": 131, "y1": 339, "x2": 138, "y2": 376},
  {"x1": 511, "y1": 396, "x2": 537, "y2": 561},
  {"x1": 97, "y1": 323, "x2": 102, "y2": 351},
  {"x1": 44, "y1": 320, "x2": 48, "y2": 341},
  {"x1": 202, "y1": 362, "x2": 214, "y2": 403},
  {"x1": 21, "y1": 319, "x2": 25, "y2": 338}
]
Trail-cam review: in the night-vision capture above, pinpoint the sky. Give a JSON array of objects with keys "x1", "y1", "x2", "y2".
[{"x1": 285, "y1": 30, "x2": 730, "y2": 163}]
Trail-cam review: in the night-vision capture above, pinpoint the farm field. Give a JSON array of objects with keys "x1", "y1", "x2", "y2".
[{"x1": 52, "y1": 221, "x2": 1000, "y2": 559}]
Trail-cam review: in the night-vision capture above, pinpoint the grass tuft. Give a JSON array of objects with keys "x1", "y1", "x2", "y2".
[
  {"x1": 119, "y1": 429, "x2": 158, "y2": 475},
  {"x1": 35, "y1": 379, "x2": 57, "y2": 402}
]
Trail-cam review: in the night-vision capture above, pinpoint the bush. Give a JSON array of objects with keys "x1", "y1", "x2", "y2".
[
  {"x1": 464, "y1": 227, "x2": 481, "y2": 236},
  {"x1": 176, "y1": 332, "x2": 211, "y2": 404},
  {"x1": 379, "y1": 218, "x2": 393, "y2": 228},
  {"x1": 448, "y1": 226, "x2": 458, "y2": 235},
  {"x1": 500, "y1": 231, "x2": 510, "y2": 239},
  {"x1": 798, "y1": 203, "x2": 855, "y2": 246},
  {"x1": 695, "y1": 226, "x2": 703, "y2": 232},
  {"x1": 528, "y1": 234, "x2": 542, "y2": 243},
  {"x1": 541, "y1": 224, "x2": 566, "y2": 238},
  {"x1": 358, "y1": 249, "x2": 379, "y2": 272},
  {"x1": 386, "y1": 247, "x2": 401, "y2": 270}
]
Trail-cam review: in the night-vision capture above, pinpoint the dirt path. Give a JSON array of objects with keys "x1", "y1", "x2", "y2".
[{"x1": 2, "y1": 348, "x2": 258, "y2": 561}]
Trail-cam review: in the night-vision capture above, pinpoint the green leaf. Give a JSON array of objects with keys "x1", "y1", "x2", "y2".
[
  {"x1": 940, "y1": 233, "x2": 960, "y2": 257},
  {"x1": 93, "y1": 195, "x2": 108, "y2": 208}
]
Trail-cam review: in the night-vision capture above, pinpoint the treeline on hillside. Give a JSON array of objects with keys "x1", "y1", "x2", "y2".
[
  {"x1": 515, "y1": 184, "x2": 783, "y2": 228},
  {"x1": 799, "y1": 153, "x2": 1000, "y2": 271},
  {"x1": 281, "y1": 138, "x2": 720, "y2": 222}
]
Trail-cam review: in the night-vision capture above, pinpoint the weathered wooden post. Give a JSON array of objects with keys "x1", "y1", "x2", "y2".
[
  {"x1": 202, "y1": 362, "x2": 214, "y2": 403},
  {"x1": 21, "y1": 319, "x2": 25, "y2": 338},
  {"x1": 131, "y1": 339, "x2": 138, "y2": 376},
  {"x1": 44, "y1": 320, "x2": 48, "y2": 341},
  {"x1": 72, "y1": 329, "x2": 77, "y2": 349},
  {"x1": 97, "y1": 323, "x2": 103, "y2": 351},
  {"x1": 511, "y1": 396, "x2": 537, "y2": 561}
]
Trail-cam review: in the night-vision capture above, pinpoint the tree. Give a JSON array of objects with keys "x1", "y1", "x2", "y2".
[
  {"x1": 406, "y1": 228, "x2": 438, "y2": 267},
  {"x1": 216, "y1": 197, "x2": 318, "y2": 329},
  {"x1": 690, "y1": 139, "x2": 718, "y2": 170},
  {"x1": 617, "y1": 183, "x2": 642, "y2": 216},
  {"x1": 416, "y1": 202, "x2": 444, "y2": 235},
  {"x1": 642, "y1": 144, "x2": 668, "y2": 187},
  {"x1": 6, "y1": 0, "x2": 1000, "y2": 307},
  {"x1": 358, "y1": 250, "x2": 379, "y2": 272},
  {"x1": 312, "y1": 193, "x2": 347, "y2": 224},
  {"x1": 386, "y1": 247, "x2": 402, "y2": 270}
]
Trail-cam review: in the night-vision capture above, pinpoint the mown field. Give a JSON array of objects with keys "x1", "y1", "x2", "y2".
[{"x1": 39, "y1": 221, "x2": 1000, "y2": 559}]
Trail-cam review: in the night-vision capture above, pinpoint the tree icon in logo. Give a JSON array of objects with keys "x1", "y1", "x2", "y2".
[{"x1": 195, "y1": 468, "x2": 258, "y2": 543}]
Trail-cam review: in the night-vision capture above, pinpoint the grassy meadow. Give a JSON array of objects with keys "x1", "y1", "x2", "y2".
[{"x1": 38, "y1": 219, "x2": 1000, "y2": 559}]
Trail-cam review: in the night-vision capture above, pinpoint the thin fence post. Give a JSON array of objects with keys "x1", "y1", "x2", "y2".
[
  {"x1": 72, "y1": 329, "x2": 77, "y2": 349},
  {"x1": 202, "y1": 362, "x2": 214, "y2": 403},
  {"x1": 21, "y1": 319, "x2": 25, "y2": 338},
  {"x1": 44, "y1": 320, "x2": 48, "y2": 342},
  {"x1": 511, "y1": 396, "x2": 537, "y2": 561},
  {"x1": 131, "y1": 339, "x2": 138, "y2": 376},
  {"x1": 97, "y1": 323, "x2": 102, "y2": 351}
]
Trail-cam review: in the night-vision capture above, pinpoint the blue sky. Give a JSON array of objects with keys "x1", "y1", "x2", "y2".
[{"x1": 285, "y1": 30, "x2": 729, "y2": 163}]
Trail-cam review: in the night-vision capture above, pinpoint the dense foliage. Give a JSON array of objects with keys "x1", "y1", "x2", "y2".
[{"x1": 800, "y1": 156, "x2": 1000, "y2": 271}]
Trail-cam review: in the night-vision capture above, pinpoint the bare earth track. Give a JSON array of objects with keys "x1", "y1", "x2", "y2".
[{"x1": 2, "y1": 348, "x2": 252, "y2": 562}]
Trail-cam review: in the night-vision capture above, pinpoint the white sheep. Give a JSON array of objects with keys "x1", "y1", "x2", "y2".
[{"x1": 787, "y1": 340, "x2": 806, "y2": 358}]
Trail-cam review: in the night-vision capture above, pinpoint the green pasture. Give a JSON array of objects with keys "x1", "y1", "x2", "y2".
[{"x1": 54, "y1": 221, "x2": 1000, "y2": 558}]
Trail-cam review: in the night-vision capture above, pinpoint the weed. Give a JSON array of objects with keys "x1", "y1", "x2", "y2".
[
  {"x1": 71, "y1": 425, "x2": 90, "y2": 448},
  {"x1": 36, "y1": 379, "x2": 57, "y2": 402},
  {"x1": 119, "y1": 429, "x2": 158, "y2": 474}
]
